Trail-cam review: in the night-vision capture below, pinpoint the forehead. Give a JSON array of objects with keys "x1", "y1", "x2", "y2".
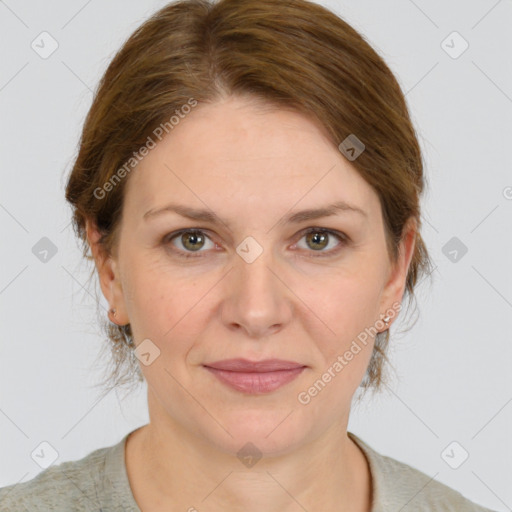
[{"x1": 123, "y1": 96, "x2": 379, "y2": 224}]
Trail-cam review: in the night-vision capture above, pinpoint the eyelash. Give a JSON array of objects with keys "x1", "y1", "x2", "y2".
[{"x1": 163, "y1": 227, "x2": 349, "y2": 259}]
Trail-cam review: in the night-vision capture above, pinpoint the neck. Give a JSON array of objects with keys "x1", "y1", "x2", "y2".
[{"x1": 125, "y1": 394, "x2": 372, "y2": 512}]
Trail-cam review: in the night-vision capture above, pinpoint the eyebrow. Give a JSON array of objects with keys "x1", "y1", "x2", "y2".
[{"x1": 143, "y1": 200, "x2": 367, "y2": 227}]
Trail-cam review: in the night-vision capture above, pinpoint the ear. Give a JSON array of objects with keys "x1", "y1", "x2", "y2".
[
  {"x1": 378, "y1": 217, "x2": 417, "y2": 327},
  {"x1": 85, "y1": 218, "x2": 129, "y2": 325}
]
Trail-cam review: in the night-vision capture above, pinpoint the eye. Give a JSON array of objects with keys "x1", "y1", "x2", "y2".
[
  {"x1": 163, "y1": 227, "x2": 349, "y2": 259},
  {"x1": 294, "y1": 227, "x2": 348, "y2": 257},
  {"x1": 164, "y1": 229, "x2": 216, "y2": 258}
]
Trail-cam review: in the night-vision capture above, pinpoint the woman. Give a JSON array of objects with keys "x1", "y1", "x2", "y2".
[{"x1": 0, "y1": 0, "x2": 497, "y2": 510}]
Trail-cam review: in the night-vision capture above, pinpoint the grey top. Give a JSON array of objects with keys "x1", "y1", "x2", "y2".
[{"x1": 0, "y1": 429, "x2": 497, "y2": 511}]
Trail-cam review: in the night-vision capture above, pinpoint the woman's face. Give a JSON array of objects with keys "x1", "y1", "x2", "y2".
[{"x1": 90, "y1": 95, "x2": 415, "y2": 455}]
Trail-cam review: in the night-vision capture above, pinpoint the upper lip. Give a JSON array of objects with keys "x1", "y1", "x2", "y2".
[{"x1": 204, "y1": 358, "x2": 306, "y2": 372}]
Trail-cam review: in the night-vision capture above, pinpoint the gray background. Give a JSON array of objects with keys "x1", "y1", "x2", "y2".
[{"x1": 1, "y1": 0, "x2": 511, "y2": 510}]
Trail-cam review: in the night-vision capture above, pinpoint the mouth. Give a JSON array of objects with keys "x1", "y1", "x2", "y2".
[{"x1": 203, "y1": 358, "x2": 307, "y2": 394}]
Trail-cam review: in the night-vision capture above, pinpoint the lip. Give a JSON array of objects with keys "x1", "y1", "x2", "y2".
[
  {"x1": 205, "y1": 358, "x2": 305, "y2": 372},
  {"x1": 203, "y1": 358, "x2": 306, "y2": 394}
]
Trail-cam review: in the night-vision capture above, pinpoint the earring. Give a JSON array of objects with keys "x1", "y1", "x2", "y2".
[{"x1": 380, "y1": 313, "x2": 391, "y2": 327}]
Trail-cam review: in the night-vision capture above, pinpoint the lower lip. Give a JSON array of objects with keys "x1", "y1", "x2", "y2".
[{"x1": 204, "y1": 366, "x2": 306, "y2": 394}]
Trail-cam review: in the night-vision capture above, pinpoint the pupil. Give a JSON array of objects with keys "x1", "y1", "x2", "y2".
[
  {"x1": 184, "y1": 232, "x2": 203, "y2": 251},
  {"x1": 309, "y1": 232, "x2": 327, "y2": 250}
]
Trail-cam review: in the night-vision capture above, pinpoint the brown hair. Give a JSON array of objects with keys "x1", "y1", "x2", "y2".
[{"x1": 65, "y1": 0, "x2": 434, "y2": 401}]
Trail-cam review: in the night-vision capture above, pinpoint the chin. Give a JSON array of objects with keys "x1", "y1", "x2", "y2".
[{"x1": 198, "y1": 409, "x2": 314, "y2": 459}]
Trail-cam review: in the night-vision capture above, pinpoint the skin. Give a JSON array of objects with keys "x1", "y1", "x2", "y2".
[{"x1": 87, "y1": 94, "x2": 416, "y2": 512}]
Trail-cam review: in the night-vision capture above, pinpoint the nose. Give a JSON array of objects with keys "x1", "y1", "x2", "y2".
[{"x1": 220, "y1": 248, "x2": 293, "y2": 339}]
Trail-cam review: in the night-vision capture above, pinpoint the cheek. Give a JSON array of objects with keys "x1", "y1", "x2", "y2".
[
  {"x1": 122, "y1": 255, "x2": 214, "y2": 351},
  {"x1": 119, "y1": 250, "x2": 176, "y2": 333},
  {"x1": 298, "y1": 277, "x2": 380, "y2": 405},
  {"x1": 301, "y1": 267, "x2": 384, "y2": 351}
]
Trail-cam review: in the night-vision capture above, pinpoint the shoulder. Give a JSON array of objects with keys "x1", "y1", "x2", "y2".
[
  {"x1": 0, "y1": 444, "x2": 112, "y2": 512},
  {"x1": 348, "y1": 432, "x2": 497, "y2": 512}
]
